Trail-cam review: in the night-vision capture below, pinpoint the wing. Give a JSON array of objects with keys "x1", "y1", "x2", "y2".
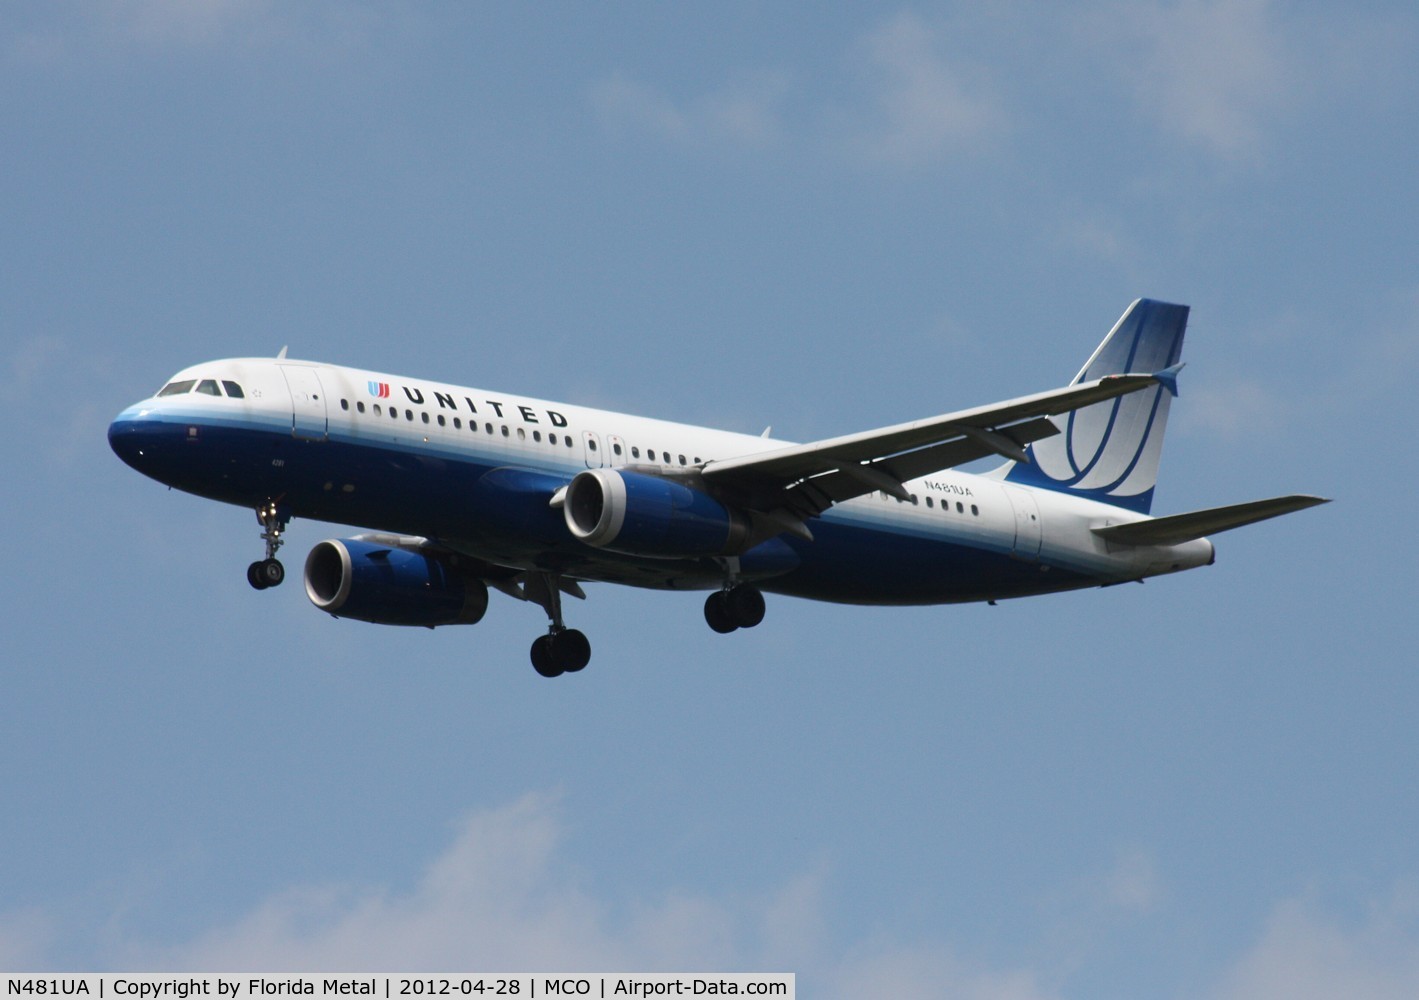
[{"x1": 701, "y1": 372, "x2": 1168, "y2": 531}]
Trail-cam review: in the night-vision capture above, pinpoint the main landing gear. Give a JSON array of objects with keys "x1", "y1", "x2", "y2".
[
  {"x1": 704, "y1": 584, "x2": 766, "y2": 634},
  {"x1": 525, "y1": 572, "x2": 591, "y2": 678},
  {"x1": 247, "y1": 501, "x2": 289, "y2": 590}
]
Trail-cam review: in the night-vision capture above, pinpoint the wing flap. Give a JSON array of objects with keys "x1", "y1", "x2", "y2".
[{"x1": 1092, "y1": 494, "x2": 1330, "y2": 546}]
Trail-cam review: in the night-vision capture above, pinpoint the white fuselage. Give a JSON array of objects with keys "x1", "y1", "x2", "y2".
[{"x1": 109, "y1": 356, "x2": 1215, "y2": 606}]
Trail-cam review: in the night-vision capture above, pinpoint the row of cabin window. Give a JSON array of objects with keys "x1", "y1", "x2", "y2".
[
  {"x1": 620, "y1": 443, "x2": 702, "y2": 466},
  {"x1": 339, "y1": 398, "x2": 702, "y2": 465},
  {"x1": 880, "y1": 490, "x2": 980, "y2": 516},
  {"x1": 342, "y1": 398, "x2": 575, "y2": 448}
]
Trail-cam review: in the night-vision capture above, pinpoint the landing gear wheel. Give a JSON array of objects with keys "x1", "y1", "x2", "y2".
[
  {"x1": 531, "y1": 635, "x2": 562, "y2": 678},
  {"x1": 706, "y1": 585, "x2": 765, "y2": 632},
  {"x1": 704, "y1": 591, "x2": 739, "y2": 633},
  {"x1": 726, "y1": 584, "x2": 765, "y2": 628},
  {"x1": 531, "y1": 628, "x2": 592, "y2": 677},
  {"x1": 555, "y1": 629, "x2": 591, "y2": 673},
  {"x1": 247, "y1": 559, "x2": 285, "y2": 590}
]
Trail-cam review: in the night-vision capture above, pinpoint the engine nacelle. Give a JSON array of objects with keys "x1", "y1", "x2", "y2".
[
  {"x1": 304, "y1": 537, "x2": 489, "y2": 627},
  {"x1": 564, "y1": 467, "x2": 748, "y2": 558}
]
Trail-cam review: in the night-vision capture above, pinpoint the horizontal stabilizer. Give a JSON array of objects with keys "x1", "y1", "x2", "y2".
[{"x1": 1092, "y1": 494, "x2": 1330, "y2": 546}]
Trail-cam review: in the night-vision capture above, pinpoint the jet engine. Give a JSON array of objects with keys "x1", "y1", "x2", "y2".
[
  {"x1": 563, "y1": 468, "x2": 749, "y2": 558},
  {"x1": 304, "y1": 537, "x2": 489, "y2": 627}
]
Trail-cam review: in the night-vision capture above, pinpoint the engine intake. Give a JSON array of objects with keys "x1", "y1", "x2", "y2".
[
  {"x1": 564, "y1": 468, "x2": 748, "y2": 558},
  {"x1": 304, "y1": 537, "x2": 489, "y2": 627}
]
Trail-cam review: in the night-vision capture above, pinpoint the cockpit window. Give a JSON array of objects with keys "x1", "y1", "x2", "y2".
[
  {"x1": 222, "y1": 381, "x2": 245, "y2": 398},
  {"x1": 196, "y1": 379, "x2": 221, "y2": 396},
  {"x1": 157, "y1": 379, "x2": 196, "y2": 397}
]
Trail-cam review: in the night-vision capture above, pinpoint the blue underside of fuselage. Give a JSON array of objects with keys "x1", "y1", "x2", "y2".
[{"x1": 109, "y1": 413, "x2": 1098, "y2": 606}]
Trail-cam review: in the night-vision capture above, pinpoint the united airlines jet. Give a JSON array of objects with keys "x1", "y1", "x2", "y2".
[{"x1": 109, "y1": 299, "x2": 1327, "y2": 676}]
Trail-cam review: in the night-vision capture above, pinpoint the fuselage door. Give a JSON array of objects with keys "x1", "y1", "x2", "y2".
[
  {"x1": 1003, "y1": 485, "x2": 1042, "y2": 559},
  {"x1": 607, "y1": 435, "x2": 627, "y2": 467},
  {"x1": 582, "y1": 430, "x2": 604, "y2": 469},
  {"x1": 280, "y1": 365, "x2": 328, "y2": 441}
]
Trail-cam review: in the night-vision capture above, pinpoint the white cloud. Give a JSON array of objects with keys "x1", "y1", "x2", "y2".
[
  {"x1": 0, "y1": 908, "x2": 54, "y2": 970},
  {"x1": 846, "y1": 11, "x2": 1005, "y2": 168},
  {"x1": 590, "y1": 71, "x2": 789, "y2": 150},
  {"x1": 831, "y1": 942, "x2": 1059, "y2": 1000},
  {"x1": 87, "y1": 792, "x2": 1051, "y2": 998},
  {"x1": 1101, "y1": 0, "x2": 1293, "y2": 162},
  {"x1": 592, "y1": 11, "x2": 1003, "y2": 169},
  {"x1": 1208, "y1": 893, "x2": 1419, "y2": 1000},
  {"x1": 8, "y1": 334, "x2": 125, "y2": 470},
  {"x1": 110, "y1": 0, "x2": 272, "y2": 47},
  {"x1": 1101, "y1": 848, "x2": 1161, "y2": 914},
  {"x1": 1178, "y1": 379, "x2": 1287, "y2": 441},
  {"x1": 12, "y1": 798, "x2": 1419, "y2": 999}
]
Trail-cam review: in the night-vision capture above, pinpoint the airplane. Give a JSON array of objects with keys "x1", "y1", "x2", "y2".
[{"x1": 108, "y1": 298, "x2": 1328, "y2": 677}]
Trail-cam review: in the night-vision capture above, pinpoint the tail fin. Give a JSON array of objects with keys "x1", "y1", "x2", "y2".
[{"x1": 1002, "y1": 298, "x2": 1188, "y2": 514}]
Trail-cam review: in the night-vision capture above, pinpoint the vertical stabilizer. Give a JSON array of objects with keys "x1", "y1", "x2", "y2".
[{"x1": 1002, "y1": 298, "x2": 1188, "y2": 514}]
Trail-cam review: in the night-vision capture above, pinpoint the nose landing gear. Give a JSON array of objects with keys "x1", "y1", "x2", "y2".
[{"x1": 247, "y1": 501, "x2": 289, "y2": 590}]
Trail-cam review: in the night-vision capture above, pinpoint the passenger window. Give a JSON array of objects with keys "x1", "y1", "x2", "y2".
[
  {"x1": 501, "y1": 425, "x2": 509, "y2": 437},
  {"x1": 222, "y1": 381, "x2": 244, "y2": 398},
  {"x1": 340, "y1": 399, "x2": 349, "y2": 411},
  {"x1": 613, "y1": 442, "x2": 622, "y2": 456},
  {"x1": 956, "y1": 502, "x2": 964, "y2": 513},
  {"x1": 631, "y1": 446, "x2": 640, "y2": 459},
  {"x1": 517, "y1": 428, "x2": 526, "y2": 440},
  {"x1": 678, "y1": 455, "x2": 686, "y2": 466},
  {"x1": 373, "y1": 404, "x2": 382, "y2": 416},
  {"x1": 588, "y1": 439, "x2": 598, "y2": 451},
  {"x1": 196, "y1": 379, "x2": 221, "y2": 396},
  {"x1": 421, "y1": 412, "x2": 430, "y2": 424},
  {"x1": 453, "y1": 417, "x2": 461, "y2": 429},
  {"x1": 157, "y1": 380, "x2": 196, "y2": 397},
  {"x1": 357, "y1": 401, "x2": 366, "y2": 414},
  {"x1": 971, "y1": 504, "x2": 979, "y2": 516},
  {"x1": 533, "y1": 430, "x2": 541, "y2": 442}
]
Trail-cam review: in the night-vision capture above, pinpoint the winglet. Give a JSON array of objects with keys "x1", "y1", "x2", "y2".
[{"x1": 1153, "y1": 363, "x2": 1185, "y2": 397}]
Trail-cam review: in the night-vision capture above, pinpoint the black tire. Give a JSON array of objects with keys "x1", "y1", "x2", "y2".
[
  {"x1": 248, "y1": 561, "x2": 270, "y2": 590},
  {"x1": 259, "y1": 558, "x2": 286, "y2": 588},
  {"x1": 727, "y1": 584, "x2": 765, "y2": 628},
  {"x1": 704, "y1": 591, "x2": 738, "y2": 633},
  {"x1": 531, "y1": 635, "x2": 563, "y2": 677},
  {"x1": 554, "y1": 629, "x2": 591, "y2": 672}
]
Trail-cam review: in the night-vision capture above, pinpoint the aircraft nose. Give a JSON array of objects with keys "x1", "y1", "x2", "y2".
[{"x1": 108, "y1": 405, "x2": 160, "y2": 472}]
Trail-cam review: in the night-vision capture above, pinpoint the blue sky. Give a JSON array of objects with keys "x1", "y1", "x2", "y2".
[{"x1": 2, "y1": 2, "x2": 1416, "y2": 996}]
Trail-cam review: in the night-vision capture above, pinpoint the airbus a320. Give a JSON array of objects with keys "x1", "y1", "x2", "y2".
[{"x1": 109, "y1": 299, "x2": 1327, "y2": 676}]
